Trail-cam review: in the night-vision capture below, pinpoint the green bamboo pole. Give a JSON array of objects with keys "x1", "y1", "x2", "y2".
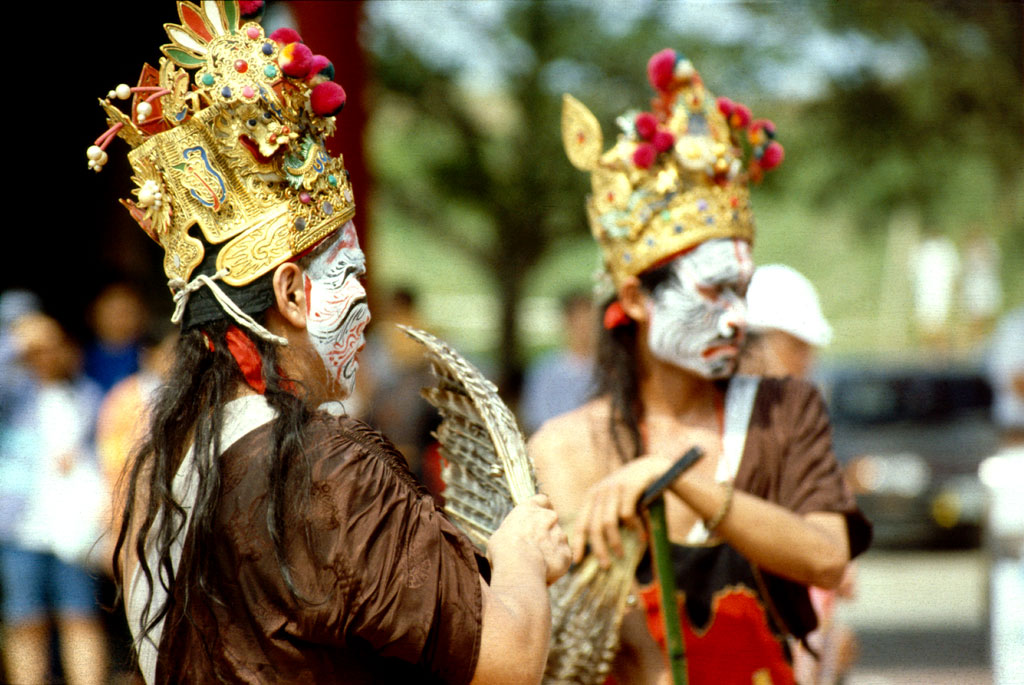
[
  {"x1": 638, "y1": 446, "x2": 704, "y2": 685},
  {"x1": 646, "y1": 499, "x2": 687, "y2": 685}
]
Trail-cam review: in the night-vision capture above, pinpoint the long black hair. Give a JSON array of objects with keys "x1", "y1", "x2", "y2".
[
  {"x1": 593, "y1": 264, "x2": 675, "y2": 463},
  {"x1": 111, "y1": 313, "x2": 314, "y2": 653}
]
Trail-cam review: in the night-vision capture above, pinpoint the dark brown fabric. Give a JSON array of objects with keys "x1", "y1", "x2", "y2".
[
  {"x1": 154, "y1": 414, "x2": 483, "y2": 684},
  {"x1": 736, "y1": 377, "x2": 872, "y2": 558}
]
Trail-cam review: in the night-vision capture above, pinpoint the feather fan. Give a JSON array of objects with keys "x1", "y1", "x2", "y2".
[{"x1": 400, "y1": 325, "x2": 643, "y2": 684}]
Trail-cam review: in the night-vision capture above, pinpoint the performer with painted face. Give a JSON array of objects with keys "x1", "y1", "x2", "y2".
[
  {"x1": 93, "y1": 3, "x2": 570, "y2": 683},
  {"x1": 530, "y1": 50, "x2": 871, "y2": 684}
]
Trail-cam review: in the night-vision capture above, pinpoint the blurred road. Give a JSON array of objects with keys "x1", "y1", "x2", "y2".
[{"x1": 840, "y1": 549, "x2": 993, "y2": 684}]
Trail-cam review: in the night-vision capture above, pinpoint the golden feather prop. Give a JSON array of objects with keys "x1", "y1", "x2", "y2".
[{"x1": 400, "y1": 325, "x2": 643, "y2": 684}]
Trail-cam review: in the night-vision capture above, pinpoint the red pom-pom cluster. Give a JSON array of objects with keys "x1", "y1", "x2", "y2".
[
  {"x1": 632, "y1": 110, "x2": 675, "y2": 169},
  {"x1": 310, "y1": 81, "x2": 346, "y2": 117},
  {"x1": 269, "y1": 28, "x2": 345, "y2": 117},
  {"x1": 646, "y1": 48, "x2": 698, "y2": 95},
  {"x1": 238, "y1": 0, "x2": 264, "y2": 18},
  {"x1": 717, "y1": 100, "x2": 784, "y2": 175},
  {"x1": 717, "y1": 97, "x2": 751, "y2": 129},
  {"x1": 647, "y1": 49, "x2": 678, "y2": 92},
  {"x1": 279, "y1": 42, "x2": 313, "y2": 78}
]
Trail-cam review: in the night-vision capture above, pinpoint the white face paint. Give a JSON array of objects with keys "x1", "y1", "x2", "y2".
[
  {"x1": 303, "y1": 221, "x2": 371, "y2": 399},
  {"x1": 646, "y1": 238, "x2": 754, "y2": 379}
]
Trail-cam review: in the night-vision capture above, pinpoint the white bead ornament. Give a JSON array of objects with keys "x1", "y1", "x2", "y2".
[
  {"x1": 115, "y1": 84, "x2": 131, "y2": 100},
  {"x1": 87, "y1": 145, "x2": 103, "y2": 161},
  {"x1": 137, "y1": 101, "x2": 153, "y2": 120},
  {"x1": 138, "y1": 180, "x2": 162, "y2": 208}
]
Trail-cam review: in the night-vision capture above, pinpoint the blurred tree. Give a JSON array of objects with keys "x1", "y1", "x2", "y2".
[
  {"x1": 793, "y1": 2, "x2": 1023, "y2": 242},
  {"x1": 364, "y1": 1, "x2": 1022, "y2": 382},
  {"x1": 364, "y1": 2, "x2": 687, "y2": 390}
]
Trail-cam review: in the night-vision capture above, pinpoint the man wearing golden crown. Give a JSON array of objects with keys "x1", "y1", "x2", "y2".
[
  {"x1": 530, "y1": 49, "x2": 871, "y2": 684},
  {"x1": 91, "y1": 3, "x2": 570, "y2": 682}
]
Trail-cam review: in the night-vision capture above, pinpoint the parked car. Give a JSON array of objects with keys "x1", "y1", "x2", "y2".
[{"x1": 816, "y1": 362, "x2": 999, "y2": 549}]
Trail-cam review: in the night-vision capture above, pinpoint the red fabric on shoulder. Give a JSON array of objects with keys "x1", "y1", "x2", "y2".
[{"x1": 225, "y1": 325, "x2": 266, "y2": 394}]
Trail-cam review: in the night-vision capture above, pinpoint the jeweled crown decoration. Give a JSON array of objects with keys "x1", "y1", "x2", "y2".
[
  {"x1": 562, "y1": 49, "x2": 784, "y2": 287},
  {"x1": 88, "y1": 1, "x2": 355, "y2": 288}
]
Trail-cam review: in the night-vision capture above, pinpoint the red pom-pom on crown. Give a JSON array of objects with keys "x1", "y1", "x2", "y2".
[
  {"x1": 759, "y1": 141, "x2": 784, "y2": 170},
  {"x1": 280, "y1": 42, "x2": 313, "y2": 78},
  {"x1": 269, "y1": 27, "x2": 303, "y2": 45},
  {"x1": 633, "y1": 143, "x2": 657, "y2": 169},
  {"x1": 238, "y1": 1, "x2": 264, "y2": 18},
  {"x1": 635, "y1": 112, "x2": 658, "y2": 140},
  {"x1": 652, "y1": 130, "x2": 675, "y2": 153},
  {"x1": 308, "y1": 55, "x2": 334, "y2": 82},
  {"x1": 647, "y1": 49, "x2": 678, "y2": 92},
  {"x1": 310, "y1": 81, "x2": 346, "y2": 117}
]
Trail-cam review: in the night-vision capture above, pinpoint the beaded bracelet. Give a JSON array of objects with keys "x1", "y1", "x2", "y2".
[{"x1": 704, "y1": 481, "x2": 735, "y2": 534}]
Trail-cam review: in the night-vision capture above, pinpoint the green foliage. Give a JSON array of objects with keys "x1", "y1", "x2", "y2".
[{"x1": 365, "y1": 1, "x2": 1022, "y2": 376}]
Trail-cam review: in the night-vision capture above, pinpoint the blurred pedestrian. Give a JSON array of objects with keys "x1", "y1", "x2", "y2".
[
  {"x1": 981, "y1": 305, "x2": 1024, "y2": 684},
  {"x1": 96, "y1": 328, "x2": 177, "y2": 541},
  {"x1": 520, "y1": 290, "x2": 596, "y2": 435},
  {"x1": 83, "y1": 283, "x2": 147, "y2": 395},
  {"x1": 0, "y1": 289, "x2": 42, "y2": 430},
  {"x1": 740, "y1": 264, "x2": 859, "y2": 685},
  {"x1": 531, "y1": 49, "x2": 871, "y2": 683},
  {"x1": 0, "y1": 313, "x2": 108, "y2": 685},
  {"x1": 960, "y1": 227, "x2": 1002, "y2": 345},
  {"x1": 910, "y1": 230, "x2": 960, "y2": 351},
  {"x1": 741, "y1": 264, "x2": 832, "y2": 379},
  {"x1": 362, "y1": 286, "x2": 442, "y2": 492}
]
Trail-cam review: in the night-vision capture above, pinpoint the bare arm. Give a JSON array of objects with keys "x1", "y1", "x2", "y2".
[
  {"x1": 572, "y1": 455, "x2": 851, "y2": 589},
  {"x1": 470, "y1": 494, "x2": 571, "y2": 685}
]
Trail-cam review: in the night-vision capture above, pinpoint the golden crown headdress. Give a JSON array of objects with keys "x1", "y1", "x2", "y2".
[
  {"x1": 88, "y1": 1, "x2": 355, "y2": 334},
  {"x1": 562, "y1": 49, "x2": 784, "y2": 288}
]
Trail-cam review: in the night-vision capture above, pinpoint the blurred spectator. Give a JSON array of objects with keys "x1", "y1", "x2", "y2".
[
  {"x1": 362, "y1": 287, "x2": 441, "y2": 493},
  {"x1": 84, "y1": 283, "x2": 147, "y2": 394},
  {"x1": 740, "y1": 264, "x2": 858, "y2": 685},
  {"x1": 981, "y1": 304, "x2": 1024, "y2": 684},
  {"x1": 0, "y1": 290, "x2": 42, "y2": 429},
  {"x1": 910, "y1": 230, "x2": 960, "y2": 351},
  {"x1": 960, "y1": 227, "x2": 1002, "y2": 344},
  {"x1": 0, "y1": 313, "x2": 108, "y2": 685},
  {"x1": 741, "y1": 264, "x2": 832, "y2": 379},
  {"x1": 520, "y1": 291, "x2": 596, "y2": 435},
  {"x1": 96, "y1": 327, "x2": 177, "y2": 528},
  {"x1": 986, "y1": 304, "x2": 1024, "y2": 441}
]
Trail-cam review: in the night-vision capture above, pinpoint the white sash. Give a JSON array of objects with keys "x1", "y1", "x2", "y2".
[
  {"x1": 126, "y1": 394, "x2": 277, "y2": 685},
  {"x1": 684, "y1": 375, "x2": 760, "y2": 544}
]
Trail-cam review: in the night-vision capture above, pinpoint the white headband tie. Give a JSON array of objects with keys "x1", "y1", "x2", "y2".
[{"x1": 168, "y1": 269, "x2": 289, "y2": 346}]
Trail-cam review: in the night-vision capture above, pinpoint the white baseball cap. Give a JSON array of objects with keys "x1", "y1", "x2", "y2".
[{"x1": 745, "y1": 264, "x2": 833, "y2": 348}]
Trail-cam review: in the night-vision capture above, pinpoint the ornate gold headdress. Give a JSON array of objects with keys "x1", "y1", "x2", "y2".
[
  {"x1": 89, "y1": 1, "x2": 355, "y2": 339},
  {"x1": 562, "y1": 49, "x2": 783, "y2": 288}
]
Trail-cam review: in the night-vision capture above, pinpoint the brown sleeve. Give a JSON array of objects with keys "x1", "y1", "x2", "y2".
[
  {"x1": 299, "y1": 419, "x2": 483, "y2": 684},
  {"x1": 744, "y1": 378, "x2": 872, "y2": 558}
]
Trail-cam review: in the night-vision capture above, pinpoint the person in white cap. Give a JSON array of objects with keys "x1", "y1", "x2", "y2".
[
  {"x1": 741, "y1": 264, "x2": 861, "y2": 684},
  {"x1": 741, "y1": 264, "x2": 833, "y2": 380}
]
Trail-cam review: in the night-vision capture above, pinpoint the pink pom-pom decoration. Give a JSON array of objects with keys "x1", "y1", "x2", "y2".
[
  {"x1": 280, "y1": 42, "x2": 313, "y2": 78},
  {"x1": 652, "y1": 130, "x2": 675, "y2": 153},
  {"x1": 647, "y1": 49, "x2": 678, "y2": 92},
  {"x1": 635, "y1": 112, "x2": 658, "y2": 140},
  {"x1": 717, "y1": 97, "x2": 734, "y2": 117},
  {"x1": 750, "y1": 119, "x2": 776, "y2": 139},
  {"x1": 759, "y1": 141, "x2": 784, "y2": 170},
  {"x1": 238, "y1": 0, "x2": 264, "y2": 18},
  {"x1": 310, "y1": 81, "x2": 347, "y2": 117},
  {"x1": 729, "y1": 103, "x2": 751, "y2": 129},
  {"x1": 632, "y1": 143, "x2": 657, "y2": 169},
  {"x1": 308, "y1": 55, "x2": 335, "y2": 82},
  {"x1": 269, "y1": 27, "x2": 303, "y2": 45}
]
